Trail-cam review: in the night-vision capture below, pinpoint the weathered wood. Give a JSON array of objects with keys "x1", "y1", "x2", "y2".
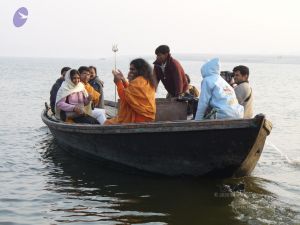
[
  {"x1": 42, "y1": 103, "x2": 272, "y2": 178},
  {"x1": 155, "y1": 98, "x2": 187, "y2": 121},
  {"x1": 104, "y1": 98, "x2": 188, "y2": 121},
  {"x1": 104, "y1": 105, "x2": 117, "y2": 118}
]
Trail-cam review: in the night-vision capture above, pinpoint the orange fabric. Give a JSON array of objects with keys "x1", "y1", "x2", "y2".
[
  {"x1": 105, "y1": 76, "x2": 156, "y2": 125},
  {"x1": 65, "y1": 118, "x2": 74, "y2": 123},
  {"x1": 188, "y1": 84, "x2": 200, "y2": 97},
  {"x1": 84, "y1": 83, "x2": 100, "y2": 106}
]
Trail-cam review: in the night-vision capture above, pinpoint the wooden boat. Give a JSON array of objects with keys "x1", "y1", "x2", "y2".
[{"x1": 41, "y1": 100, "x2": 272, "y2": 177}]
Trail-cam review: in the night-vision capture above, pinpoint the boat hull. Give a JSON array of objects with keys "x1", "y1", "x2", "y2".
[{"x1": 42, "y1": 112, "x2": 272, "y2": 177}]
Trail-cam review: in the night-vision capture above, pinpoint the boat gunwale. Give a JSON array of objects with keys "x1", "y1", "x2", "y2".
[{"x1": 41, "y1": 110, "x2": 270, "y2": 134}]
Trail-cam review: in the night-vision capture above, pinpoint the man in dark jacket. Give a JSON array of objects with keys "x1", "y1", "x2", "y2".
[
  {"x1": 49, "y1": 67, "x2": 70, "y2": 114},
  {"x1": 153, "y1": 45, "x2": 188, "y2": 97},
  {"x1": 88, "y1": 66, "x2": 104, "y2": 108}
]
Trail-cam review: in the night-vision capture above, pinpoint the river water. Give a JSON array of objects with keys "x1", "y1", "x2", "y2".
[{"x1": 0, "y1": 55, "x2": 299, "y2": 225}]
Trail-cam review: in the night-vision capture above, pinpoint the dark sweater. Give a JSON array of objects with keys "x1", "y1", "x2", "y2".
[
  {"x1": 153, "y1": 56, "x2": 188, "y2": 97},
  {"x1": 50, "y1": 78, "x2": 64, "y2": 114}
]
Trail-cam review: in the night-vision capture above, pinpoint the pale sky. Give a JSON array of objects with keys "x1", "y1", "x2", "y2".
[{"x1": 1, "y1": 0, "x2": 300, "y2": 58}]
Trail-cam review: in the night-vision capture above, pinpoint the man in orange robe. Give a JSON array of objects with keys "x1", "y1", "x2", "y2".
[{"x1": 105, "y1": 58, "x2": 156, "y2": 125}]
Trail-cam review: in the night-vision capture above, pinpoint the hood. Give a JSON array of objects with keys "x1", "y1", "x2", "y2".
[{"x1": 201, "y1": 58, "x2": 220, "y2": 78}]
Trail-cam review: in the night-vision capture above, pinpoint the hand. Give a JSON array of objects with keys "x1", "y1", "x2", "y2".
[
  {"x1": 73, "y1": 105, "x2": 84, "y2": 115},
  {"x1": 112, "y1": 69, "x2": 125, "y2": 83}
]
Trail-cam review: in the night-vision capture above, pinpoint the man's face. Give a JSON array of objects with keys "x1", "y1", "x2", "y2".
[
  {"x1": 89, "y1": 68, "x2": 96, "y2": 79},
  {"x1": 156, "y1": 53, "x2": 168, "y2": 64},
  {"x1": 233, "y1": 70, "x2": 248, "y2": 84},
  {"x1": 128, "y1": 64, "x2": 138, "y2": 81},
  {"x1": 80, "y1": 70, "x2": 90, "y2": 84}
]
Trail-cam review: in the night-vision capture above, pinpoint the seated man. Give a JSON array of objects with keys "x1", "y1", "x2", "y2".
[
  {"x1": 153, "y1": 45, "x2": 188, "y2": 98},
  {"x1": 194, "y1": 58, "x2": 244, "y2": 120},
  {"x1": 233, "y1": 65, "x2": 253, "y2": 118},
  {"x1": 89, "y1": 66, "x2": 105, "y2": 108},
  {"x1": 185, "y1": 74, "x2": 200, "y2": 117},
  {"x1": 105, "y1": 58, "x2": 156, "y2": 125},
  {"x1": 50, "y1": 66, "x2": 70, "y2": 114},
  {"x1": 78, "y1": 66, "x2": 106, "y2": 124},
  {"x1": 186, "y1": 74, "x2": 200, "y2": 97}
]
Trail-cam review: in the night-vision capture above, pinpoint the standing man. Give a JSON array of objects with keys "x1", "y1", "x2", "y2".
[
  {"x1": 50, "y1": 66, "x2": 71, "y2": 114},
  {"x1": 153, "y1": 45, "x2": 188, "y2": 97},
  {"x1": 233, "y1": 65, "x2": 253, "y2": 118}
]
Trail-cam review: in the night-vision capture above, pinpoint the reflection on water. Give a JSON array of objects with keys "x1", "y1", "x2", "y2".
[
  {"x1": 37, "y1": 133, "x2": 238, "y2": 225},
  {"x1": 33, "y1": 130, "x2": 298, "y2": 225}
]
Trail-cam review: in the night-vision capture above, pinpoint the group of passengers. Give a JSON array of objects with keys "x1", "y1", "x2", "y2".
[{"x1": 49, "y1": 45, "x2": 253, "y2": 125}]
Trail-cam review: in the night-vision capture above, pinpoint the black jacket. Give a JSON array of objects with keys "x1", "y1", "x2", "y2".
[{"x1": 50, "y1": 78, "x2": 64, "y2": 114}]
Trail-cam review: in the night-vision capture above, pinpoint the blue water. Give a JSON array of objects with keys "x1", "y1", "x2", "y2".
[{"x1": 0, "y1": 55, "x2": 299, "y2": 225}]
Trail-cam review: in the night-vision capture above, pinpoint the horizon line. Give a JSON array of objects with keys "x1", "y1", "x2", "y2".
[{"x1": 1, "y1": 53, "x2": 300, "y2": 60}]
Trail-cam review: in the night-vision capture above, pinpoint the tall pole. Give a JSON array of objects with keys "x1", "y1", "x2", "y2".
[{"x1": 112, "y1": 44, "x2": 118, "y2": 113}]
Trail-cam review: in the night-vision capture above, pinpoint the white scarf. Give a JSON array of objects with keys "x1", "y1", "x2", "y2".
[{"x1": 55, "y1": 69, "x2": 88, "y2": 119}]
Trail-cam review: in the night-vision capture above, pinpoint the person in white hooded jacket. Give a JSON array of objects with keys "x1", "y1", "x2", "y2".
[{"x1": 194, "y1": 58, "x2": 244, "y2": 120}]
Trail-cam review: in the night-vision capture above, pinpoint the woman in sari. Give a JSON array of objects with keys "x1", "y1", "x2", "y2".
[
  {"x1": 105, "y1": 58, "x2": 156, "y2": 125},
  {"x1": 55, "y1": 69, "x2": 99, "y2": 124}
]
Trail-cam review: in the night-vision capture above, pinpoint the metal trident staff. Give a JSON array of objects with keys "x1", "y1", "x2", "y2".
[{"x1": 112, "y1": 44, "x2": 118, "y2": 112}]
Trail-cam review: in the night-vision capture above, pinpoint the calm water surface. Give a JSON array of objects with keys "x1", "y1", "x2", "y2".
[{"x1": 0, "y1": 56, "x2": 299, "y2": 225}]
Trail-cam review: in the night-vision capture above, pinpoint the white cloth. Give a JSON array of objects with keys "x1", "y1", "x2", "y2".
[
  {"x1": 55, "y1": 69, "x2": 88, "y2": 104},
  {"x1": 92, "y1": 108, "x2": 107, "y2": 125},
  {"x1": 234, "y1": 82, "x2": 253, "y2": 118},
  {"x1": 195, "y1": 58, "x2": 244, "y2": 120},
  {"x1": 160, "y1": 62, "x2": 167, "y2": 74}
]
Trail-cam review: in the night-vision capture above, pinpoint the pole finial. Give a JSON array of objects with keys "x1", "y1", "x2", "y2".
[
  {"x1": 112, "y1": 44, "x2": 119, "y2": 109},
  {"x1": 112, "y1": 44, "x2": 118, "y2": 53}
]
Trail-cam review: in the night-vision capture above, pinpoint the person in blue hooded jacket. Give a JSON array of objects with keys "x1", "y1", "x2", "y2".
[{"x1": 194, "y1": 58, "x2": 244, "y2": 120}]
